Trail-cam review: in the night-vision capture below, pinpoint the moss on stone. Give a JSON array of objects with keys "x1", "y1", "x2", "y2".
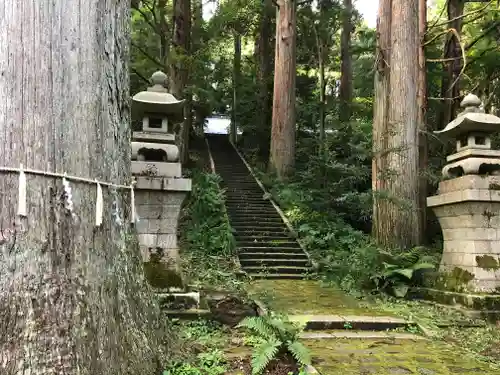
[
  {"x1": 247, "y1": 280, "x2": 395, "y2": 317},
  {"x1": 304, "y1": 338, "x2": 497, "y2": 374},
  {"x1": 475, "y1": 255, "x2": 500, "y2": 271},
  {"x1": 488, "y1": 183, "x2": 500, "y2": 190},
  {"x1": 143, "y1": 261, "x2": 185, "y2": 289},
  {"x1": 432, "y1": 267, "x2": 475, "y2": 292}
]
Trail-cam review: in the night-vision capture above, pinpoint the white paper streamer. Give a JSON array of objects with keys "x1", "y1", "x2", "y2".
[
  {"x1": 17, "y1": 164, "x2": 27, "y2": 216},
  {"x1": 130, "y1": 182, "x2": 136, "y2": 224},
  {"x1": 95, "y1": 181, "x2": 103, "y2": 227},
  {"x1": 62, "y1": 173, "x2": 74, "y2": 213}
]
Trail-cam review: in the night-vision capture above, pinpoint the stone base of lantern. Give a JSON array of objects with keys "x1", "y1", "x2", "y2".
[
  {"x1": 133, "y1": 176, "x2": 191, "y2": 288},
  {"x1": 427, "y1": 175, "x2": 500, "y2": 293}
]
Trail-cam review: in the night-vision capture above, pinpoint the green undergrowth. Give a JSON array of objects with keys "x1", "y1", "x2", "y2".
[
  {"x1": 163, "y1": 319, "x2": 231, "y2": 374},
  {"x1": 179, "y1": 154, "x2": 243, "y2": 293},
  {"x1": 374, "y1": 298, "x2": 500, "y2": 366}
]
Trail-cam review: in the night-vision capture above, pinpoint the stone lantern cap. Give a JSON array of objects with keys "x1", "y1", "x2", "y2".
[
  {"x1": 132, "y1": 71, "x2": 185, "y2": 120},
  {"x1": 434, "y1": 94, "x2": 500, "y2": 140}
]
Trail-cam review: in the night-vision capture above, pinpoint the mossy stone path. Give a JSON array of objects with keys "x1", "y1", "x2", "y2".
[
  {"x1": 248, "y1": 280, "x2": 392, "y2": 316},
  {"x1": 305, "y1": 338, "x2": 497, "y2": 375},
  {"x1": 247, "y1": 280, "x2": 498, "y2": 374}
]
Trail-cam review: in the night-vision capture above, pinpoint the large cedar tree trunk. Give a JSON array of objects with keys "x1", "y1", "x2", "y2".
[
  {"x1": 231, "y1": 33, "x2": 242, "y2": 144},
  {"x1": 256, "y1": 0, "x2": 274, "y2": 162},
  {"x1": 170, "y1": 0, "x2": 192, "y2": 164},
  {"x1": 385, "y1": 0, "x2": 421, "y2": 248},
  {"x1": 439, "y1": 0, "x2": 465, "y2": 128},
  {"x1": 372, "y1": 0, "x2": 392, "y2": 242},
  {"x1": 269, "y1": 0, "x2": 297, "y2": 179},
  {"x1": 0, "y1": 1, "x2": 163, "y2": 373},
  {"x1": 417, "y1": 0, "x2": 428, "y2": 241},
  {"x1": 339, "y1": 0, "x2": 353, "y2": 122}
]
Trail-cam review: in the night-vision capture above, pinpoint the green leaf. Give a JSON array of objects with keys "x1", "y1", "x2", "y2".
[
  {"x1": 251, "y1": 338, "x2": 281, "y2": 375},
  {"x1": 392, "y1": 268, "x2": 414, "y2": 279},
  {"x1": 411, "y1": 262, "x2": 435, "y2": 271},
  {"x1": 392, "y1": 283, "x2": 410, "y2": 298},
  {"x1": 287, "y1": 341, "x2": 312, "y2": 366}
]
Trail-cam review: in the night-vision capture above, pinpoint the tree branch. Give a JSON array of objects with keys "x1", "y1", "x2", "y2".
[
  {"x1": 131, "y1": 42, "x2": 164, "y2": 68},
  {"x1": 426, "y1": 0, "x2": 494, "y2": 33},
  {"x1": 131, "y1": 3, "x2": 159, "y2": 34},
  {"x1": 465, "y1": 20, "x2": 500, "y2": 50},
  {"x1": 131, "y1": 68, "x2": 151, "y2": 84}
]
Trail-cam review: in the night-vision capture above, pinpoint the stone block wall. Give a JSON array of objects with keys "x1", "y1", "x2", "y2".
[
  {"x1": 429, "y1": 176, "x2": 500, "y2": 292},
  {"x1": 135, "y1": 187, "x2": 187, "y2": 267}
]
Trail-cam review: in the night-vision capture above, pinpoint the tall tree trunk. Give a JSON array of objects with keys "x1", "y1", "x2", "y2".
[
  {"x1": 372, "y1": 0, "x2": 392, "y2": 242},
  {"x1": 339, "y1": 0, "x2": 353, "y2": 122},
  {"x1": 270, "y1": 0, "x2": 297, "y2": 179},
  {"x1": 170, "y1": 0, "x2": 192, "y2": 164},
  {"x1": 159, "y1": 0, "x2": 169, "y2": 66},
  {"x1": 385, "y1": 0, "x2": 421, "y2": 248},
  {"x1": 439, "y1": 0, "x2": 465, "y2": 128},
  {"x1": 417, "y1": 0, "x2": 428, "y2": 243},
  {"x1": 313, "y1": 25, "x2": 326, "y2": 157},
  {"x1": 0, "y1": 1, "x2": 163, "y2": 373},
  {"x1": 257, "y1": 0, "x2": 274, "y2": 162},
  {"x1": 231, "y1": 33, "x2": 241, "y2": 144}
]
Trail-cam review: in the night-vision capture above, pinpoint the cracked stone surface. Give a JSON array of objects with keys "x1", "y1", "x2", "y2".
[{"x1": 305, "y1": 338, "x2": 498, "y2": 375}]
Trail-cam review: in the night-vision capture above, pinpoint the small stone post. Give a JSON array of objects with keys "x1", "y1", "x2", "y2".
[{"x1": 427, "y1": 94, "x2": 500, "y2": 293}]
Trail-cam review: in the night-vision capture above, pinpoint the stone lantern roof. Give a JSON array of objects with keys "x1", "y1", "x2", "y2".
[
  {"x1": 132, "y1": 71, "x2": 185, "y2": 120},
  {"x1": 435, "y1": 93, "x2": 500, "y2": 139},
  {"x1": 434, "y1": 93, "x2": 500, "y2": 179}
]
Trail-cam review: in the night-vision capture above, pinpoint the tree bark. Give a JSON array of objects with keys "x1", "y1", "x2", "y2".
[
  {"x1": 385, "y1": 0, "x2": 421, "y2": 248},
  {"x1": 313, "y1": 24, "x2": 326, "y2": 157},
  {"x1": 170, "y1": 0, "x2": 192, "y2": 164},
  {"x1": 231, "y1": 33, "x2": 241, "y2": 144},
  {"x1": 0, "y1": 1, "x2": 163, "y2": 373},
  {"x1": 339, "y1": 0, "x2": 353, "y2": 122},
  {"x1": 159, "y1": 0, "x2": 169, "y2": 66},
  {"x1": 256, "y1": 0, "x2": 274, "y2": 162},
  {"x1": 372, "y1": 0, "x2": 392, "y2": 242},
  {"x1": 439, "y1": 0, "x2": 465, "y2": 128},
  {"x1": 417, "y1": 0, "x2": 428, "y2": 243},
  {"x1": 269, "y1": 0, "x2": 297, "y2": 179}
]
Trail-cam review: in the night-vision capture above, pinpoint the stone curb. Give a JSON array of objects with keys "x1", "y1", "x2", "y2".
[
  {"x1": 289, "y1": 314, "x2": 410, "y2": 331},
  {"x1": 300, "y1": 331, "x2": 427, "y2": 340}
]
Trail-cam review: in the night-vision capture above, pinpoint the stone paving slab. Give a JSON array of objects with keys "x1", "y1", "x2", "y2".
[
  {"x1": 248, "y1": 280, "x2": 395, "y2": 316},
  {"x1": 289, "y1": 314, "x2": 410, "y2": 331},
  {"x1": 301, "y1": 331, "x2": 426, "y2": 340},
  {"x1": 304, "y1": 338, "x2": 498, "y2": 375}
]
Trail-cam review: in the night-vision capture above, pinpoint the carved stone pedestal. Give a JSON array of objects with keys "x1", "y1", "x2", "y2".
[{"x1": 428, "y1": 175, "x2": 500, "y2": 292}]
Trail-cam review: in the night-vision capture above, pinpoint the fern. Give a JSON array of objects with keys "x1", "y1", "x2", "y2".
[
  {"x1": 287, "y1": 341, "x2": 311, "y2": 366},
  {"x1": 251, "y1": 337, "x2": 281, "y2": 375},
  {"x1": 238, "y1": 314, "x2": 311, "y2": 375},
  {"x1": 237, "y1": 316, "x2": 274, "y2": 340}
]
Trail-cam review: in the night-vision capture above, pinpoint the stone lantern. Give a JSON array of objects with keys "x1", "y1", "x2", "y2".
[
  {"x1": 131, "y1": 71, "x2": 191, "y2": 287},
  {"x1": 427, "y1": 93, "x2": 500, "y2": 295}
]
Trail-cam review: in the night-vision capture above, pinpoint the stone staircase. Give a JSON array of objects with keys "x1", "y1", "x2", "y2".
[{"x1": 206, "y1": 134, "x2": 312, "y2": 279}]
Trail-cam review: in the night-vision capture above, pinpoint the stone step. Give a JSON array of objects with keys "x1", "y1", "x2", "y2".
[
  {"x1": 238, "y1": 246, "x2": 306, "y2": 254},
  {"x1": 227, "y1": 208, "x2": 278, "y2": 214},
  {"x1": 235, "y1": 230, "x2": 291, "y2": 237},
  {"x1": 239, "y1": 252, "x2": 309, "y2": 259},
  {"x1": 242, "y1": 265, "x2": 310, "y2": 274},
  {"x1": 229, "y1": 215, "x2": 284, "y2": 222},
  {"x1": 246, "y1": 273, "x2": 307, "y2": 280},
  {"x1": 225, "y1": 200, "x2": 271, "y2": 206},
  {"x1": 237, "y1": 241, "x2": 301, "y2": 248},
  {"x1": 235, "y1": 235, "x2": 295, "y2": 242},
  {"x1": 231, "y1": 224, "x2": 289, "y2": 231},
  {"x1": 288, "y1": 314, "x2": 410, "y2": 331},
  {"x1": 230, "y1": 219, "x2": 284, "y2": 226},
  {"x1": 239, "y1": 258, "x2": 310, "y2": 267}
]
